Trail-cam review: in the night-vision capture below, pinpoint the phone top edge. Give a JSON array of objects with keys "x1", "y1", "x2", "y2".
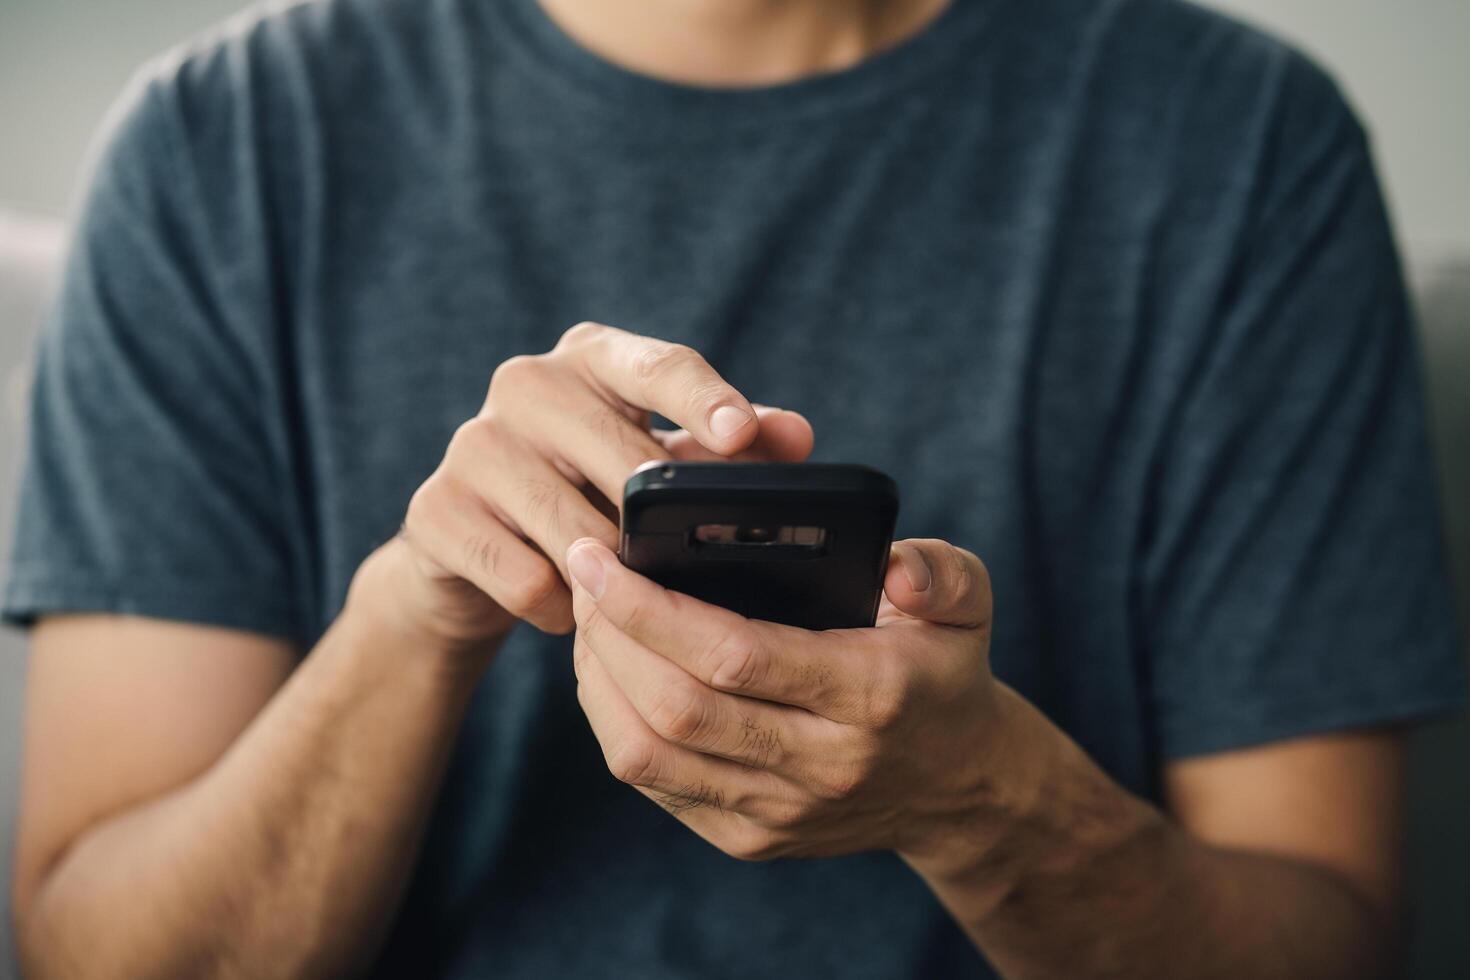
[{"x1": 623, "y1": 461, "x2": 898, "y2": 505}]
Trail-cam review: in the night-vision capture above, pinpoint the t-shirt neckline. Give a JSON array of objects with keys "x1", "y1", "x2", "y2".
[{"x1": 493, "y1": 0, "x2": 997, "y2": 127}]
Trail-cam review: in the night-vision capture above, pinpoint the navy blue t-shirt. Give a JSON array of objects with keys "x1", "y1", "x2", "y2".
[{"x1": 6, "y1": 0, "x2": 1465, "y2": 975}]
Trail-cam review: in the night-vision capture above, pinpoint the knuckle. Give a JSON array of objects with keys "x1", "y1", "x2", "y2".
[
  {"x1": 813, "y1": 760, "x2": 866, "y2": 802},
  {"x1": 505, "y1": 564, "x2": 561, "y2": 617},
  {"x1": 401, "y1": 474, "x2": 462, "y2": 555},
  {"x1": 487, "y1": 354, "x2": 542, "y2": 397},
  {"x1": 632, "y1": 341, "x2": 698, "y2": 388},
  {"x1": 708, "y1": 626, "x2": 761, "y2": 690},
  {"x1": 447, "y1": 416, "x2": 502, "y2": 458},
  {"x1": 558, "y1": 320, "x2": 606, "y2": 349},
  {"x1": 721, "y1": 781, "x2": 761, "y2": 815},
  {"x1": 403, "y1": 479, "x2": 439, "y2": 534},
  {"x1": 607, "y1": 736, "x2": 660, "y2": 786},
  {"x1": 684, "y1": 376, "x2": 733, "y2": 414},
  {"x1": 647, "y1": 681, "x2": 712, "y2": 744},
  {"x1": 725, "y1": 827, "x2": 780, "y2": 863},
  {"x1": 863, "y1": 666, "x2": 910, "y2": 731},
  {"x1": 542, "y1": 611, "x2": 577, "y2": 636},
  {"x1": 761, "y1": 794, "x2": 811, "y2": 829}
]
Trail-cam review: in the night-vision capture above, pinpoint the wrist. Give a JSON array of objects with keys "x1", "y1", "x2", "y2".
[
  {"x1": 902, "y1": 684, "x2": 1164, "y2": 923},
  {"x1": 900, "y1": 683, "x2": 1054, "y2": 887},
  {"x1": 343, "y1": 537, "x2": 501, "y2": 683}
]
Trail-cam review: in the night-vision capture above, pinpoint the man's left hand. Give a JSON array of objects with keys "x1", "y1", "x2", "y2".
[{"x1": 565, "y1": 535, "x2": 1032, "y2": 868}]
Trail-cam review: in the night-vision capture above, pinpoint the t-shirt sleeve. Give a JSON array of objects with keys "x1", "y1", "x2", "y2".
[
  {"x1": 1141, "y1": 56, "x2": 1467, "y2": 759},
  {"x1": 2, "y1": 68, "x2": 305, "y2": 645}
]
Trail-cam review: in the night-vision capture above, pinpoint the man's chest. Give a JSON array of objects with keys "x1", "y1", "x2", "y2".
[{"x1": 282, "y1": 137, "x2": 1174, "y2": 692}]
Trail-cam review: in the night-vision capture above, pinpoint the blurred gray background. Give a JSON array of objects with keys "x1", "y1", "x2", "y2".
[{"x1": 1, "y1": 1, "x2": 1466, "y2": 977}]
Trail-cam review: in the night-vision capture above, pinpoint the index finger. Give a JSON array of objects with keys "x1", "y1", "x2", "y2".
[
  {"x1": 566, "y1": 538, "x2": 878, "y2": 723},
  {"x1": 652, "y1": 406, "x2": 815, "y2": 464},
  {"x1": 558, "y1": 322, "x2": 758, "y2": 456}
]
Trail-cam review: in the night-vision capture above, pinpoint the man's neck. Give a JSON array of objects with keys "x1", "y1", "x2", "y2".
[{"x1": 533, "y1": 0, "x2": 953, "y2": 88}]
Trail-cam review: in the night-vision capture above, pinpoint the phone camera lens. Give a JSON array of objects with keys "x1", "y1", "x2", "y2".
[
  {"x1": 737, "y1": 526, "x2": 776, "y2": 543},
  {"x1": 660, "y1": 465, "x2": 675, "y2": 478}
]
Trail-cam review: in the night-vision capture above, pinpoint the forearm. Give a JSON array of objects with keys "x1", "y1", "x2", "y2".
[
  {"x1": 19, "y1": 552, "x2": 490, "y2": 979},
  {"x1": 907, "y1": 688, "x2": 1392, "y2": 980}
]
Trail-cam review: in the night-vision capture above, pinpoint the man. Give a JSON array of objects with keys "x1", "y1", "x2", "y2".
[{"x1": 6, "y1": 0, "x2": 1464, "y2": 976}]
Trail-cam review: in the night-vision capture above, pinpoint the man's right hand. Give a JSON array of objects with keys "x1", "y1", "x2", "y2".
[
  {"x1": 364, "y1": 321, "x2": 815, "y2": 652},
  {"x1": 16, "y1": 320, "x2": 819, "y2": 978}
]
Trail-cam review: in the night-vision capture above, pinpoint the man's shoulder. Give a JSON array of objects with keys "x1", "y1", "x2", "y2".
[
  {"x1": 1067, "y1": 0, "x2": 1307, "y2": 76},
  {"x1": 1001, "y1": 0, "x2": 1364, "y2": 200},
  {"x1": 1014, "y1": 0, "x2": 1353, "y2": 126},
  {"x1": 93, "y1": 0, "x2": 483, "y2": 235},
  {"x1": 1114, "y1": 0, "x2": 1355, "y2": 130},
  {"x1": 127, "y1": 0, "x2": 467, "y2": 148}
]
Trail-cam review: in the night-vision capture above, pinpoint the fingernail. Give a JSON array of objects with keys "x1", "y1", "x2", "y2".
[
  {"x1": 710, "y1": 404, "x2": 752, "y2": 441},
  {"x1": 567, "y1": 541, "x2": 607, "y2": 600},
  {"x1": 894, "y1": 543, "x2": 931, "y2": 593}
]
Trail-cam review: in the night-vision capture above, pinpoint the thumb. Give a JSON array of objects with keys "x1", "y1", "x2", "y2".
[{"x1": 882, "y1": 538, "x2": 992, "y2": 630}]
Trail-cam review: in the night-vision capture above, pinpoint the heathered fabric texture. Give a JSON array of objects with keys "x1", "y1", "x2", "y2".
[{"x1": 5, "y1": 0, "x2": 1464, "y2": 975}]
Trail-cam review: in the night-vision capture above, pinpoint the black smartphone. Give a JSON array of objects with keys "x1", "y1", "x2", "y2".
[{"x1": 619, "y1": 461, "x2": 899, "y2": 630}]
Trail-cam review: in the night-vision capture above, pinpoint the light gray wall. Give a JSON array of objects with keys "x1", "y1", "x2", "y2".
[{"x1": 0, "y1": 0, "x2": 246, "y2": 218}]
